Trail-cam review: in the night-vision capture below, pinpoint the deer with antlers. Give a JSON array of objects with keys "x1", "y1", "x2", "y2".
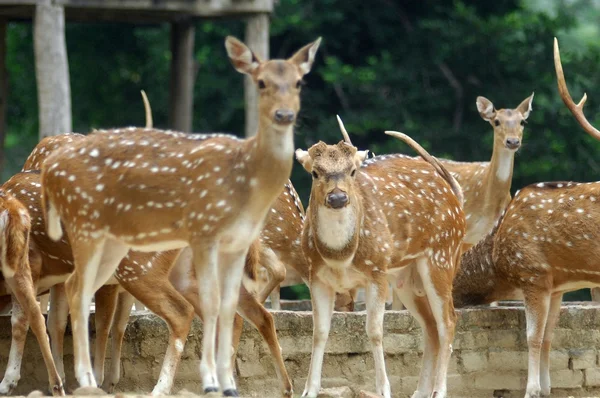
[
  {"x1": 452, "y1": 38, "x2": 600, "y2": 398},
  {"x1": 296, "y1": 118, "x2": 466, "y2": 398},
  {"x1": 39, "y1": 36, "x2": 320, "y2": 396}
]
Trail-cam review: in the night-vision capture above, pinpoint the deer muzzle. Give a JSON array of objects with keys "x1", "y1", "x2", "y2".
[
  {"x1": 274, "y1": 109, "x2": 296, "y2": 125},
  {"x1": 505, "y1": 137, "x2": 521, "y2": 150},
  {"x1": 326, "y1": 189, "x2": 349, "y2": 209}
]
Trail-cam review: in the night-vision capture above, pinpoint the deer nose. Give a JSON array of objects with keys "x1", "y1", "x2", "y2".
[
  {"x1": 505, "y1": 138, "x2": 520, "y2": 149},
  {"x1": 274, "y1": 109, "x2": 295, "y2": 124},
  {"x1": 326, "y1": 191, "x2": 348, "y2": 209}
]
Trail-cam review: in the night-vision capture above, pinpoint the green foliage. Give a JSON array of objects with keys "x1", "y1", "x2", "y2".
[{"x1": 5, "y1": 0, "x2": 600, "y2": 300}]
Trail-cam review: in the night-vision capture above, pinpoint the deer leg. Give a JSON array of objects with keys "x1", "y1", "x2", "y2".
[
  {"x1": 591, "y1": 288, "x2": 600, "y2": 302},
  {"x1": 237, "y1": 285, "x2": 293, "y2": 396},
  {"x1": 365, "y1": 279, "x2": 391, "y2": 398},
  {"x1": 102, "y1": 291, "x2": 135, "y2": 393},
  {"x1": 257, "y1": 247, "x2": 286, "y2": 306},
  {"x1": 93, "y1": 284, "x2": 119, "y2": 386},
  {"x1": 523, "y1": 289, "x2": 551, "y2": 398},
  {"x1": 118, "y1": 273, "x2": 194, "y2": 395},
  {"x1": 540, "y1": 293, "x2": 562, "y2": 397},
  {"x1": 47, "y1": 284, "x2": 68, "y2": 384},
  {"x1": 391, "y1": 284, "x2": 405, "y2": 310},
  {"x1": 393, "y1": 283, "x2": 438, "y2": 398},
  {"x1": 302, "y1": 278, "x2": 335, "y2": 397},
  {"x1": 66, "y1": 238, "x2": 128, "y2": 388},
  {"x1": 417, "y1": 257, "x2": 455, "y2": 398},
  {"x1": 0, "y1": 296, "x2": 28, "y2": 395},
  {"x1": 215, "y1": 249, "x2": 249, "y2": 396},
  {"x1": 191, "y1": 243, "x2": 220, "y2": 393},
  {"x1": 7, "y1": 273, "x2": 65, "y2": 396}
]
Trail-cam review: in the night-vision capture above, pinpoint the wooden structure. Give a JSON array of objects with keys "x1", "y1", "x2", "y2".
[{"x1": 0, "y1": 0, "x2": 274, "y2": 143}]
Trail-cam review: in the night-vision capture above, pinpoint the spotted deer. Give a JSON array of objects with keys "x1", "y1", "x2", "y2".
[
  {"x1": 440, "y1": 94, "x2": 534, "y2": 250},
  {"x1": 40, "y1": 36, "x2": 321, "y2": 396},
  {"x1": 452, "y1": 37, "x2": 600, "y2": 398},
  {"x1": 0, "y1": 189, "x2": 64, "y2": 396},
  {"x1": 296, "y1": 119, "x2": 466, "y2": 398}
]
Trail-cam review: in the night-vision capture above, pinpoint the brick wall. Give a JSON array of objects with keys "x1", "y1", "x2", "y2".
[{"x1": 5, "y1": 305, "x2": 600, "y2": 397}]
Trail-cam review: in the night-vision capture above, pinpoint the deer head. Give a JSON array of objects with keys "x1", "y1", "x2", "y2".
[
  {"x1": 476, "y1": 93, "x2": 534, "y2": 151},
  {"x1": 225, "y1": 36, "x2": 321, "y2": 131},
  {"x1": 297, "y1": 141, "x2": 368, "y2": 210}
]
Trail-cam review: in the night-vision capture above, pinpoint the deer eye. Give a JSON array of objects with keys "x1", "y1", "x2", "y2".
[
  {"x1": 312, "y1": 171, "x2": 319, "y2": 179},
  {"x1": 296, "y1": 80, "x2": 303, "y2": 89},
  {"x1": 520, "y1": 119, "x2": 526, "y2": 126},
  {"x1": 258, "y1": 80, "x2": 266, "y2": 89},
  {"x1": 494, "y1": 120, "x2": 500, "y2": 127},
  {"x1": 350, "y1": 169, "x2": 356, "y2": 177}
]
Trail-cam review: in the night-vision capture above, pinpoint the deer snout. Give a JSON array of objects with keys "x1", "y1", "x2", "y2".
[
  {"x1": 326, "y1": 189, "x2": 349, "y2": 209},
  {"x1": 505, "y1": 137, "x2": 520, "y2": 150},
  {"x1": 274, "y1": 109, "x2": 296, "y2": 125}
]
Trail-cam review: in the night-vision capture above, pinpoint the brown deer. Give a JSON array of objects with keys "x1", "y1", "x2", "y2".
[
  {"x1": 440, "y1": 93, "x2": 534, "y2": 250},
  {"x1": 296, "y1": 119, "x2": 466, "y2": 398},
  {"x1": 17, "y1": 92, "x2": 293, "y2": 395},
  {"x1": 0, "y1": 189, "x2": 65, "y2": 396},
  {"x1": 452, "y1": 37, "x2": 600, "y2": 398},
  {"x1": 40, "y1": 36, "x2": 321, "y2": 396}
]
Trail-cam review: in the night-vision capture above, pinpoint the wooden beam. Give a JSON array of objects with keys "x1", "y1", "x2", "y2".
[
  {"x1": 0, "y1": 20, "x2": 6, "y2": 176},
  {"x1": 33, "y1": 1, "x2": 72, "y2": 139},
  {"x1": 169, "y1": 19, "x2": 195, "y2": 133},
  {"x1": 244, "y1": 13, "x2": 269, "y2": 137}
]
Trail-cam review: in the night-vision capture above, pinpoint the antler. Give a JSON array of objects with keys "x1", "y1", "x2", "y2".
[
  {"x1": 554, "y1": 37, "x2": 600, "y2": 140},
  {"x1": 336, "y1": 115, "x2": 353, "y2": 145},
  {"x1": 141, "y1": 90, "x2": 153, "y2": 129},
  {"x1": 385, "y1": 130, "x2": 464, "y2": 206}
]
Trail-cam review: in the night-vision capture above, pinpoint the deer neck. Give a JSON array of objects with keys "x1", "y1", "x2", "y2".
[
  {"x1": 245, "y1": 122, "x2": 295, "y2": 213},
  {"x1": 487, "y1": 144, "x2": 515, "y2": 190},
  {"x1": 309, "y1": 196, "x2": 362, "y2": 263}
]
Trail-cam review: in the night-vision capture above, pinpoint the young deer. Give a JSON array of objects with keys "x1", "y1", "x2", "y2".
[
  {"x1": 440, "y1": 93, "x2": 534, "y2": 250},
  {"x1": 452, "y1": 38, "x2": 600, "y2": 398},
  {"x1": 40, "y1": 36, "x2": 320, "y2": 396},
  {"x1": 0, "y1": 189, "x2": 64, "y2": 396},
  {"x1": 296, "y1": 119, "x2": 466, "y2": 398}
]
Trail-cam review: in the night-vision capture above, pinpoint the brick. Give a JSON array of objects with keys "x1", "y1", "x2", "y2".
[
  {"x1": 550, "y1": 369, "x2": 583, "y2": 388},
  {"x1": 383, "y1": 333, "x2": 419, "y2": 354},
  {"x1": 461, "y1": 351, "x2": 488, "y2": 373},
  {"x1": 489, "y1": 351, "x2": 527, "y2": 370},
  {"x1": 570, "y1": 349, "x2": 597, "y2": 369},
  {"x1": 318, "y1": 386, "x2": 354, "y2": 398},
  {"x1": 549, "y1": 350, "x2": 570, "y2": 370},
  {"x1": 474, "y1": 371, "x2": 526, "y2": 390},
  {"x1": 585, "y1": 368, "x2": 600, "y2": 387},
  {"x1": 359, "y1": 390, "x2": 380, "y2": 398}
]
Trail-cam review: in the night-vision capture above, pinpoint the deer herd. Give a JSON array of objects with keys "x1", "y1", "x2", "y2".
[{"x1": 0, "y1": 34, "x2": 596, "y2": 398}]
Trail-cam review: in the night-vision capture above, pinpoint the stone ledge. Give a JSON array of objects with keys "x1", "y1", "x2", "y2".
[{"x1": 3, "y1": 305, "x2": 600, "y2": 397}]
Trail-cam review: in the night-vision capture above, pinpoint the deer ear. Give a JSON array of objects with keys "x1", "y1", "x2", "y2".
[
  {"x1": 516, "y1": 92, "x2": 534, "y2": 120},
  {"x1": 288, "y1": 37, "x2": 322, "y2": 76},
  {"x1": 225, "y1": 36, "x2": 262, "y2": 76},
  {"x1": 476, "y1": 96, "x2": 496, "y2": 121},
  {"x1": 354, "y1": 150, "x2": 369, "y2": 168},
  {"x1": 295, "y1": 149, "x2": 313, "y2": 172}
]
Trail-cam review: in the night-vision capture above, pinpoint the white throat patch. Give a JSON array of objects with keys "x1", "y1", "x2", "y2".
[
  {"x1": 495, "y1": 150, "x2": 514, "y2": 182},
  {"x1": 316, "y1": 205, "x2": 357, "y2": 250}
]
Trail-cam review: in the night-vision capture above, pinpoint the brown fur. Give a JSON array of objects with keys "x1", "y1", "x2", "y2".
[
  {"x1": 297, "y1": 134, "x2": 466, "y2": 397},
  {"x1": 438, "y1": 94, "x2": 533, "y2": 249},
  {"x1": 0, "y1": 188, "x2": 64, "y2": 395}
]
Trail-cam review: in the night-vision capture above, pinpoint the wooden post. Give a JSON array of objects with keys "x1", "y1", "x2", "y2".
[
  {"x1": 244, "y1": 13, "x2": 269, "y2": 137},
  {"x1": 0, "y1": 20, "x2": 7, "y2": 176},
  {"x1": 169, "y1": 20, "x2": 195, "y2": 133},
  {"x1": 33, "y1": 1, "x2": 72, "y2": 139}
]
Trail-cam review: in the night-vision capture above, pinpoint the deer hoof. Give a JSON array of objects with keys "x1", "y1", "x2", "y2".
[
  {"x1": 223, "y1": 389, "x2": 239, "y2": 397},
  {"x1": 204, "y1": 387, "x2": 219, "y2": 394}
]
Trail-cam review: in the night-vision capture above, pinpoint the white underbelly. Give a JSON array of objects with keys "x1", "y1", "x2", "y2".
[
  {"x1": 36, "y1": 274, "x2": 70, "y2": 294},
  {"x1": 554, "y1": 281, "x2": 600, "y2": 293}
]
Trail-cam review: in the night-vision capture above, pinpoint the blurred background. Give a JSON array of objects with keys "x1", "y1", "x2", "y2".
[{"x1": 6, "y1": 0, "x2": 600, "y2": 300}]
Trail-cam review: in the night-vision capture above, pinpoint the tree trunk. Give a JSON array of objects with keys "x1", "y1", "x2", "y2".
[
  {"x1": 169, "y1": 20, "x2": 195, "y2": 133},
  {"x1": 34, "y1": 2, "x2": 72, "y2": 139},
  {"x1": 244, "y1": 13, "x2": 269, "y2": 137}
]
